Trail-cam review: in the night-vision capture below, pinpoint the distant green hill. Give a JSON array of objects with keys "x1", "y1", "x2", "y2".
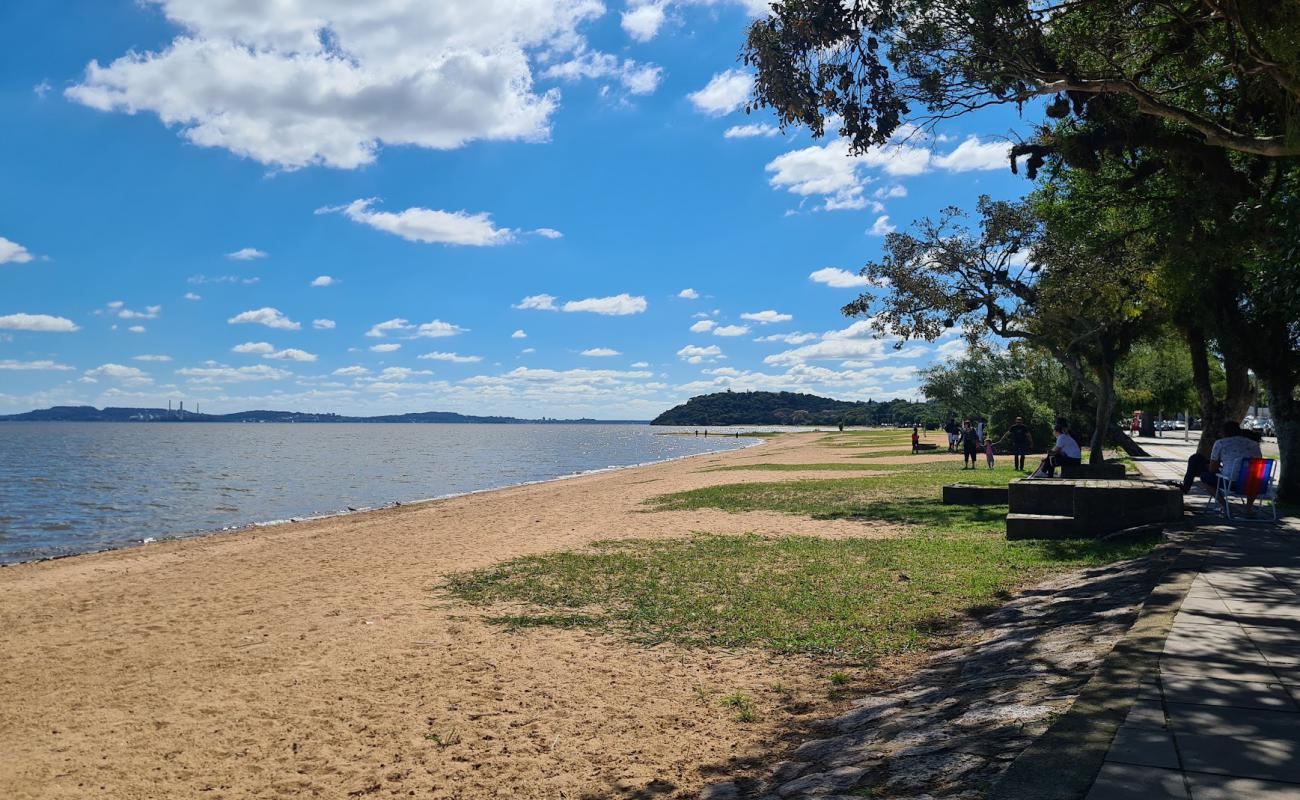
[{"x1": 650, "y1": 391, "x2": 937, "y2": 426}]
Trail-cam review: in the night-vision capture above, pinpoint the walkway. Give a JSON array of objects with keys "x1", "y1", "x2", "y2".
[{"x1": 1087, "y1": 439, "x2": 1299, "y2": 799}]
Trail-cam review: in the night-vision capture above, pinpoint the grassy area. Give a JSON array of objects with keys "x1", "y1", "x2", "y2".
[
  {"x1": 654, "y1": 461, "x2": 1022, "y2": 529},
  {"x1": 708, "y1": 462, "x2": 899, "y2": 472},
  {"x1": 444, "y1": 531, "x2": 1159, "y2": 661}
]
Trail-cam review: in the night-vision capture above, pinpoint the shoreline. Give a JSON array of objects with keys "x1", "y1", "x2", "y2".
[
  {"x1": 0, "y1": 431, "x2": 905, "y2": 799},
  {"x1": 0, "y1": 433, "x2": 769, "y2": 568}
]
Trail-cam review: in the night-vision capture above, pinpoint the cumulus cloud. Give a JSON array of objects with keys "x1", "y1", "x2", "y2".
[
  {"x1": 931, "y1": 137, "x2": 1012, "y2": 172},
  {"x1": 514, "y1": 294, "x2": 558, "y2": 311},
  {"x1": 580, "y1": 347, "x2": 621, "y2": 357},
  {"x1": 84, "y1": 363, "x2": 152, "y2": 385},
  {"x1": 621, "y1": 3, "x2": 667, "y2": 41},
  {"x1": 184, "y1": 292, "x2": 201, "y2": 301},
  {"x1": 867, "y1": 215, "x2": 896, "y2": 236},
  {"x1": 0, "y1": 236, "x2": 35, "y2": 264},
  {"x1": 232, "y1": 341, "x2": 275, "y2": 355},
  {"x1": 690, "y1": 319, "x2": 716, "y2": 333},
  {"x1": 364, "y1": 318, "x2": 465, "y2": 339},
  {"x1": 227, "y1": 247, "x2": 266, "y2": 260},
  {"x1": 678, "y1": 288, "x2": 699, "y2": 299},
  {"x1": 712, "y1": 324, "x2": 750, "y2": 337},
  {"x1": 370, "y1": 343, "x2": 401, "y2": 353},
  {"x1": 809, "y1": 267, "x2": 876, "y2": 288},
  {"x1": 310, "y1": 275, "x2": 336, "y2": 287},
  {"x1": 228, "y1": 307, "x2": 300, "y2": 330},
  {"x1": 313, "y1": 318, "x2": 336, "y2": 330},
  {"x1": 754, "y1": 331, "x2": 818, "y2": 344},
  {"x1": 334, "y1": 366, "x2": 370, "y2": 376},
  {"x1": 724, "y1": 123, "x2": 780, "y2": 139},
  {"x1": 265, "y1": 348, "x2": 318, "y2": 362},
  {"x1": 127, "y1": 325, "x2": 147, "y2": 334},
  {"x1": 511, "y1": 329, "x2": 527, "y2": 339},
  {"x1": 0, "y1": 313, "x2": 80, "y2": 332},
  {"x1": 677, "y1": 344, "x2": 723, "y2": 364},
  {"x1": 534, "y1": 228, "x2": 563, "y2": 239},
  {"x1": 740, "y1": 309, "x2": 792, "y2": 324},
  {"x1": 177, "y1": 364, "x2": 291, "y2": 383},
  {"x1": 319, "y1": 199, "x2": 522, "y2": 246},
  {"x1": 0, "y1": 359, "x2": 73, "y2": 370},
  {"x1": 542, "y1": 50, "x2": 663, "y2": 95},
  {"x1": 133, "y1": 354, "x2": 173, "y2": 362},
  {"x1": 419, "y1": 351, "x2": 483, "y2": 363},
  {"x1": 64, "y1": 0, "x2": 604, "y2": 170},
  {"x1": 687, "y1": 69, "x2": 752, "y2": 116},
  {"x1": 562, "y1": 294, "x2": 647, "y2": 315},
  {"x1": 117, "y1": 304, "x2": 161, "y2": 319}
]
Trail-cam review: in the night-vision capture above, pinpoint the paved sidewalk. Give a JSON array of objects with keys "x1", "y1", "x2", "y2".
[{"x1": 1086, "y1": 441, "x2": 1300, "y2": 799}]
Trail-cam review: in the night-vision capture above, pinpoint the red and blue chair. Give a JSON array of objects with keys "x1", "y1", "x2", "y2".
[{"x1": 1212, "y1": 458, "x2": 1278, "y2": 521}]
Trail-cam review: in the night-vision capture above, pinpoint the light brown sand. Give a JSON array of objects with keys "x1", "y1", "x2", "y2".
[{"x1": 0, "y1": 433, "x2": 915, "y2": 799}]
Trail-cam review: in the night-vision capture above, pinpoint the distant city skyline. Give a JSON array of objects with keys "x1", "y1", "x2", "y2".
[{"x1": 1, "y1": 0, "x2": 1037, "y2": 418}]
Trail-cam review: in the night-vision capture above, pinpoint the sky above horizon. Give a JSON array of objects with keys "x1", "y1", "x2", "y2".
[{"x1": 0, "y1": 0, "x2": 1041, "y2": 419}]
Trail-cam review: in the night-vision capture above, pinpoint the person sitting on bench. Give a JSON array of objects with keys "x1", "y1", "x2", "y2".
[
  {"x1": 1181, "y1": 420, "x2": 1262, "y2": 508},
  {"x1": 1030, "y1": 420, "x2": 1081, "y2": 478}
]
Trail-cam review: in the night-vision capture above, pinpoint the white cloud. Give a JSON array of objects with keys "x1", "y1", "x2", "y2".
[
  {"x1": 542, "y1": 50, "x2": 663, "y2": 95},
  {"x1": 931, "y1": 137, "x2": 1011, "y2": 172},
  {"x1": 534, "y1": 228, "x2": 563, "y2": 239},
  {"x1": 678, "y1": 288, "x2": 700, "y2": 299},
  {"x1": 712, "y1": 324, "x2": 750, "y2": 337},
  {"x1": 631, "y1": 361, "x2": 650, "y2": 368},
  {"x1": 511, "y1": 329, "x2": 527, "y2": 339},
  {"x1": 228, "y1": 307, "x2": 300, "y2": 330},
  {"x1": 419, "y1": 351, "x2": 483, "y2": 363},
  {"x1": 687, "y1": 69, "x2": 752, "y2": 116},
  {"x1": 310, "y1": 275, "x2": 336, "y2": 287},
  {"x1": 227, "y1": 247, "x2": 267, "y2": 261},
  {"x1": 0, "y1": 236, "x2": 35, "y2": 264},
  {"x1": 562, "y1": 294, "x2": 647, "y2": 315},
  {"x1": 370, "y1": 343, "x2": 401, "y2": 353},
  {"x1": 754, "y1": 331, "x2": 818, "y2": 344},
  {"x1": 334, "y1": 366, "x2": 370, "y2": 376},
  {"x1": 133, "y1": 354, "x2": 173, "y2": 362},
  {"x1": 232, "y1": 341, "x2": 275, "y2": 355},
  {"x1": 188, "y1": 274, "x2": 259, "y2": 285},
  {"x1": 809, "y1": 267, "x2": 876, "y2": 289},
  {"x1": 677, "y1": 344, "x2": 724, "y2": 364},
  {"x1": 580, "y1": 347, "x2": 621, "y2": 357},
  {"x1": 0, "y1": 359, "x2": 73, "y2": 371},
  {"x1": 313, "y1": 318, "x2": 336, "y2": 330},
  {"x1": 64, "y1": 1, "x2": 601, "y2": 170},
  {"x1": 515, "y1": 294, "x2": 558, "y2": 311},
  {"x1": 0, "y1": 313, "x2": 80, "y2": 332},
  {"x1": 319, "y1": 199, "x2": 520, "y2": 246},
  {"x1": 867, "y1": 215, "x2": 896, "y2": 236},
  {"x1": 621, "y1": 3, "x2": 666, "y2": 41},
  {"x1": 724, "y1": 123, "x2": 780, "y2": 139},
  {"x1": 366, "y1": 318, "x2": 411, "y2": 338},
  {"x1": 85, "y1": 363, "x2": 152, "y2": 385},
  {"x1": 875, "y1": 184, "x2": 907, "y2": 199},
  {"x1": 416, "y1": 320, "x2": 467, "y2": 338},
  {"x1": 690, "y1": 319, "x2": 716, "y2": 333},
  {"x1": 521, "y1": 347, "x2": 536, "y2": 354},
  {"x1": 740, "y1": 309, "x2": 792, "y2": 324},
  {"x1": 177, "y1": 364, "x2": 291, "y2": 383},
  {"x1": 127, "y1": 325, "x2": 147, "y2": 334},
  {"x1": 184, "y1": 292, "x2": 201, "y2": 301},
  {"x1": 117, "y1": 304, "x2": 161, "y2": 319},
  {"x1": 265, "y1": 348, "x2": 318, "y2": 362}
]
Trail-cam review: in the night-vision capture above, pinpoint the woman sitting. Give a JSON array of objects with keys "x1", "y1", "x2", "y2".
[{"x1": 1031, "y1": 420, "x2": 1082, "y2": 478}]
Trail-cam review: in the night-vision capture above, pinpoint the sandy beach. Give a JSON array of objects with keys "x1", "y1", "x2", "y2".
[{"x1": 0, "y1": 432, "x2": 917, "y2": 799}]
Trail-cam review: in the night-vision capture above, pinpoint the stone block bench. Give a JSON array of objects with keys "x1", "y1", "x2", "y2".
[
  {"x1": 1059, "y1": 461, "x2": 1127, "y2": 479},
  {"x1": 1005, "y1": 478, "x2": 1182, "y2": 540},
  {"x1": 942, "y1": 484, "x2": 1010, "y2": 505}
]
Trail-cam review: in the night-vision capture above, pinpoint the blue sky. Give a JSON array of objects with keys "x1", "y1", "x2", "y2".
[{"x1": 0, "y1": 0, "x2": 1039, "y2": 418}]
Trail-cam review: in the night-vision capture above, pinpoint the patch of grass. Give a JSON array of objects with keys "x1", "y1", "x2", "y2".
[
  {"x1": 649, "y1": 461, "x2": 1021, "y2": 529},
  {"x1": 720, "y1": 691, "x2": 760, "y2": 722},
  {"x1": 425, "y1": 729, "x2": 462, "y2": 748},
  {"x1": 485, "y1": 613, "x2": 604, "y2": 630},
  {"x1": 829, "y1": 670, "x2": 851, "y2": 686},
  {"x1": 709, "y1": 462, "x2": 889, "y2": 472},
  {"x1": 444, "y1": 530, "x2": 1159, "y2": 661}
]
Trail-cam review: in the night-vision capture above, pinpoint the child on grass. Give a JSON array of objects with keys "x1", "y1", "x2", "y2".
[
  {"x1": 984, "y1": 438, "x2": 995, "y2": 469},
  {"x1": 911, "y1": 426, "x2": 920, "y2": 454}
]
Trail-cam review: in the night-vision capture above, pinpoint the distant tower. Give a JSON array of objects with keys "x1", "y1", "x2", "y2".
[{"x1": 179, "y1": 400, "x2": 184, "y2": 420}]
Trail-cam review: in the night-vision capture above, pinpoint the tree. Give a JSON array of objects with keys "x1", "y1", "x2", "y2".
[
  {"x1": 744, "y1": 0, "x2": 1300, "y2": 158},
  {"x1": 1117, "y1": 335, "x2": 1199, "y2": 432}
]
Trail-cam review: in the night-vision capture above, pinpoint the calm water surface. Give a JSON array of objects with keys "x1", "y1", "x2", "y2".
[{"x1": 0, "y1": 423, "x2": 762, "y2": 564}]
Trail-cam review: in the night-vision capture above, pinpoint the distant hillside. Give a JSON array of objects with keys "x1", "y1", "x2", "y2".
[
  {"x1": 0, "y1": 406, "x2": 646, "y2": 424},
  {"x1": 651, "y1": 391, "x2": 937, "y2": 426}
]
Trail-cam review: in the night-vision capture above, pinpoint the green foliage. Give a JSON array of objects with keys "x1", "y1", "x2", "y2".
[
  {"x1": 651, "y1": 390, "x2": 939, "y2": 427},
  {"x1": 986, "y1": 379, "x2": 1053, "y2": 451}
]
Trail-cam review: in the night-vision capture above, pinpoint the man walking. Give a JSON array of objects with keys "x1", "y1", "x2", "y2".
[{"x1": 996, "y1": 417, "x2": 1034, "y2": 472}]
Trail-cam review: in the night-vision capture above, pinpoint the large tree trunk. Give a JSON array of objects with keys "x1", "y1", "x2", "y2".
[
  {"x1": 1110, "y1": 425, "x2": 1150, "y2": 457},
  {"x1": 1089, "y1": 361, "x2": 1118, "y2": 464},
  {"x1": 1266, "y1": 375, "x2": 1299, "y2": 504},
  {"x1": 1186, "y1": 325, "x2": 1253, "y2": 457}
]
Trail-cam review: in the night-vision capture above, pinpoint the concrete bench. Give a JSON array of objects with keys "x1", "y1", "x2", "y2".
[
  {"x1": 1059, "y1": 462, "x2": 1127, "y2": 479},
  {"x1": 1006, "y1": 478, "x2": 1181, "y2": 540},
  {"x1": 942, "y1": 484, "x2": 1010, "y2": 505}
]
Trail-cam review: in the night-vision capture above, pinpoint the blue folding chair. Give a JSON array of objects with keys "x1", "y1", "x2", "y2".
[{"x1": 1213, "y1": 458, "x2": 1278, "y2": 521}]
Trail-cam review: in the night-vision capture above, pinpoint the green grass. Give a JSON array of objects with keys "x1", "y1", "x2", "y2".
[
  {"x1": 444, "y1": 530, "x2": 1159, "y2": 661},
  {"x1": 651, "y1": 461, "x2": 1022, "y2": 529},
  {"x1": 708, "y1": 462, "x2": 893, "y2": 472}
]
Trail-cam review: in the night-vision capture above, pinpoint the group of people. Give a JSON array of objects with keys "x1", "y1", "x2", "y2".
[{"x1": 937, "y1": 415, "x2": 1084, "y2": 476}]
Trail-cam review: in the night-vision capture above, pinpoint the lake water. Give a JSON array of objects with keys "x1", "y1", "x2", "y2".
[{"x1": 0, "y1": 423, "x2": 763, "y2": 565}]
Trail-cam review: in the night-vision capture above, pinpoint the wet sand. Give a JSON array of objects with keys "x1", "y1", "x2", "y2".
[{"x1": 0, "y1": 432, "x2": 924, "y2": 799}]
